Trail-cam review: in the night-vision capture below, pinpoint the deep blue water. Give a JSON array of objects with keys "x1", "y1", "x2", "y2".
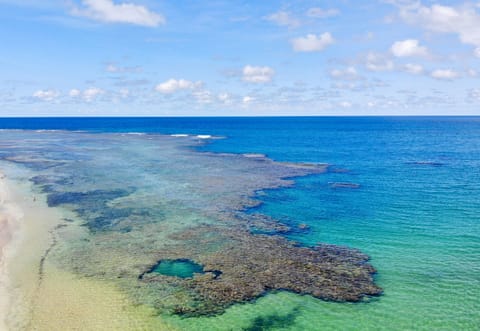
[{"x1": 1, "y1": 116, "x2": 479, "y2": 330}]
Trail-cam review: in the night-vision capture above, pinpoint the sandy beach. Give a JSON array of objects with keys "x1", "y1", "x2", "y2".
[
  {"x1": 0, "y1": 170, "x2": 23, "y2": 331},
  {"x1": 0, "y1": 167, "x2": 176, "y2": 331},
  {"x1": 0, "y1": 168, "x2": 62, "y2": 330}
]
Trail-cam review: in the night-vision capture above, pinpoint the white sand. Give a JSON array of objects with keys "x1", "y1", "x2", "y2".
[{"x1": 0, "y1": 171, "x2": 25, "y2": 331}]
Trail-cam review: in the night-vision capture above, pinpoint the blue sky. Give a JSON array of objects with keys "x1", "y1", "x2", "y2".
[{"x1": 0, "y1": 0, "x2": 479, "y2": 116}]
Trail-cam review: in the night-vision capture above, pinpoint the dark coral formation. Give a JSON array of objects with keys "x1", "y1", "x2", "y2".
[
  {"x1": 139, "y1": 225, "x2": 381, "y2": 315},
  {"x1": 46, "y1": 188, "x2": 149, "y2": 232}
]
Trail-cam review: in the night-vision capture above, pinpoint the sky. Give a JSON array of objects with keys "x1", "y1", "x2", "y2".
[{"x1": 0, "y1": 0, "x2": 479, "y2": 116}]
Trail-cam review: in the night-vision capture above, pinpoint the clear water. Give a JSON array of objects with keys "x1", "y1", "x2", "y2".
[
  {"x1": 0, "y1": 117, "x2": 479, "y2": 330},
  {"x1": 152, "y1": 260, "x2": 205, "y2": 278}
]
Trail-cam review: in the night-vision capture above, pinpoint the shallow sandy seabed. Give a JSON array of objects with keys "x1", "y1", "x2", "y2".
[{"x1": 31, "y1": 264, "x2": 177, "y2": 331}]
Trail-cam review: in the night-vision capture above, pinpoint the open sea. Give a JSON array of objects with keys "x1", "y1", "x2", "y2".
[{"x1": 0, "y1": 116, "x2": 479, "y2": 330}]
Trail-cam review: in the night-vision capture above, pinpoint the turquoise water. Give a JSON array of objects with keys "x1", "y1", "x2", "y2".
[
  {"x1": 0, "y1": 117, "x2": 479, "y2": 330},
  {"x1": 151, "y1": 260, "x2": 205, "y2": 278}
]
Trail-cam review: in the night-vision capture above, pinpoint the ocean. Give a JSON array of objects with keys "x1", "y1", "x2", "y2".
[{"x1": 0, "y1": 117, "x2": 479, "y2": 330}]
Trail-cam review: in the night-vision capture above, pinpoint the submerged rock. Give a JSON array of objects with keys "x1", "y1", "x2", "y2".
[
  {"x1": 407, "y1": 161, "x2": 444, "y2": 167},
  {"x1": 329, "y1": 182, "x2": 361, "y2": 189}
]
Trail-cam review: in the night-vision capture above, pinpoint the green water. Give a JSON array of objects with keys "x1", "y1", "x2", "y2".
[{"x1": 152, "y1": 260, "x2": 205, "y2": 278}]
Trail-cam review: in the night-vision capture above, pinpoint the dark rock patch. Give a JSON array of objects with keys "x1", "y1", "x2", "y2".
[{"x1": 329, "y1": 182, "x2": 361, "y2": 189}]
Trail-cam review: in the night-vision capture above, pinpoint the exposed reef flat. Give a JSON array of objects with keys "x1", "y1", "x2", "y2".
[{"x1": 0, "y1": 130, "x2": 381, "y2": 320}]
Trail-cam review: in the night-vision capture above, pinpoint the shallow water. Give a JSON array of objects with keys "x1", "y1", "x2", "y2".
[
  {"x1": 150, "y1": 259, "x2": 205, "y2": 278},
  {"x1": 0, "y1": 117, "x2": 479, "y2": 330}
]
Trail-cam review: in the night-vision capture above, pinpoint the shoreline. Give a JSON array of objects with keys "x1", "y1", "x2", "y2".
[
  {"x1": 0, "y1": 170, "x2": 25, "y2": 331},
  {"x1": 0, "y1": 166, "x2": 177, "y2": 330},
  {"x1": 0, "y1": 167, "x2": 63, "y2": 330}
]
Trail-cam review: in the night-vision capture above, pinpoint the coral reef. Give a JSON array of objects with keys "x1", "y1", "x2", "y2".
[
  {"x1": 140, "y1": 224, "x2": 381, "y2": 315},
  {"x1": 0, "y1": 131, "x2": 382, "y2": 316}
]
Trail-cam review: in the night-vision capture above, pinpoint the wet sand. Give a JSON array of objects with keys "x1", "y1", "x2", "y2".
[{"x1": 0, "y1": 171, "x2": 21, "y2": 331}]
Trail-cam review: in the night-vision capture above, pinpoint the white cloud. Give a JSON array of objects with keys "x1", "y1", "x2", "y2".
[
  {"x1": 83, "y1": 87, "x2": 105, "y2": 101},
  {"x1": 467, "y1": 68, "x2": 477, "y2": 77},
  {"x1": 155, "y1": 79, "x2": 202, "y2": 94},
  {"x1": 404, "y1": 63, "x2": 424, "y2": 74},
  {"x1": 430, "y1": 69, "x2": 460, "y2": 80},
  {"x1": 468, "y1": 88, "x2": 480, "y2": 101},
  {"x1": 106, "y1": 63, "x2": 142, "y2": 73},
  {"x1": 68, "y1": 88, "x2": 105, "y2": 101},
  {"x1": 71, "y1": 0, "x2": 165, "y2": 27},
  {"x1": 339, "y1": 101, "x2": 352, "y2": 108},
  {"x1": 32, "y1": 89, "x2": 59, "y2": 101},
  {"x1": 474, "y1": 47, "x2": 480, "y2": 57},
  {"x1": 391, "y1": 39, "x2": 428, "y2": 57},
  {"x1": 218, "y1": 93, "x2": 232, "y2": 104},
  {"x1": 397, "y1": 3, "x2": 480, "y2": 49},
  {"x1": 330, "y1": 66, "x2": 359, "y2": 80},
  {"x1": 264, "y1": 11, "x2": 300, "y2": 28},
  {"x1": 119, "y1": 88, "x2": 130, "y2": 98},
  {"x1": 291, "y1": 33, "x2": 334, "y2": 52},
  {"x1": 243, "y1": 96, "x2": 254, "y2": 104},
  {"x1": 365, "y1": 52, "x2": 394, "y2": 71},
  {"x1": 192, "y1": 89, "x2": 213, "y2": 104},
  {"x1": 242, "y1": 65, "x2": 275, "y2": 83},
  {"x1": 306, "y1": 8, "x2": 339, "y2": 18},
  {"x1": 69, "y1": 89, "x2": 81, "y2": 97}
]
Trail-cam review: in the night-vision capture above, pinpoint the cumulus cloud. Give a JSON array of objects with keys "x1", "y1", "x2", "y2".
[
  {"x1": 339, "y1": 101, "x2": 352, "y2": 108},
  {"x1": 71, "y1": 0, "x2": 165, "y2": 27},
  {"x1": 364, "y1": 52, "x2": 394, "y2": 71},
  {"x1": 306, "y1": 8, "x2": 339, "y2": 18},
  {"x1": 32, "y1": 89, "x2": 60, "y2": 101},
  {"x1": 391, "y1": 39, "x2": 428, "y2": 57},
  {"x1": 291, "y1": 33, "x2": 334, "y2": 52},
  {"x1": 404, "y1": 63, "x2": 424, "y2": 74},
  {"x1": 396, "y1": 2, "x2": 480, "y2": 53},
  {"x1": 330, "y1": 66, "x2": 360, "y2": 80},
  {"x1": 155, "y1": 79, "x2": 202, "y2": 93},
  {"x1": 82, "y1": 87, "x2": 105, "y2": 101},
  {"x1": 69, "y1": 89, "x2": 81, "y2": 97},
  {"x1": 264, "y1": 11, "x2": 300, "y2": 28},
  {"x1": 242, "y1": 96, "x2": 254, "y2": 104},
  {"x1": 68, "y1": 87, "x2": 104, "y2": 101},
  {"x1": 218, "y1": 93, "x2": 232, "y2": 105},
  {"x1": 242, "y1": 65, "x2": 275, "y2": 83},
  {"x1": 430, "y1": 69, "x2": 460, "y2": 80}
]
